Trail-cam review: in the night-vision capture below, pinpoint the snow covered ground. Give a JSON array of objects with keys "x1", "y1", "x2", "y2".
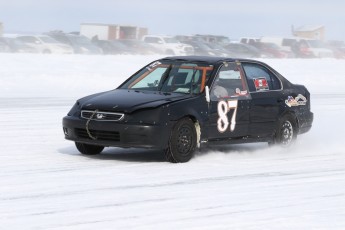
[{"x1": 1, "y1": 53, "x2": 345, "y2": 229}]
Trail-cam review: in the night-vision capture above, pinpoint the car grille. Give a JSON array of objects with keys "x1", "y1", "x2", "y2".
[
  {"x1": 75, "y1": 128, "x2": 120, "y2": 141},
  {"x1": 81, "y1": 110, "x2": 124, "y2": 121}
]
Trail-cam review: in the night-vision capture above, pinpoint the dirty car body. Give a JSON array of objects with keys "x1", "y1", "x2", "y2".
[{"x1": 63, "y1": 56, "x2": 313, "y2": 162}]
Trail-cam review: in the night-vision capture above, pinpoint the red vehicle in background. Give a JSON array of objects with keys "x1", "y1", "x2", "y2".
[{"x1": 254, "y1": 42, "x2": 292, "y2": 58}]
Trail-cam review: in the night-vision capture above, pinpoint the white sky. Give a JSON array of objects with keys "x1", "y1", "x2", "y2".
[{"x1": 1, "y1": 0, "x2": 344, "y2": 40}]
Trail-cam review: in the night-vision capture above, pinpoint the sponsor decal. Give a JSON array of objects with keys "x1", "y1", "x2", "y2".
[
  {"x1": 254, "y1": 77, "x2": 269, "y2": 91},
  {"x1": 285, "y1": 94, "x2": 307, "y2": 107},
  {"x1": 146, "y1": 61, "x2": 161, "y2": 71},
  {"x1": 235, "y1": 88, "x2": 248, "y2": 95}
]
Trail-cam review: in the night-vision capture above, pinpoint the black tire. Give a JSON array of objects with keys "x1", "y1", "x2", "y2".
[
  {"x1": 75, "y1": 142, "x2": 104, "y2": 155},
  {"x1": 273, "y1": 114, "x2": 297, "y2": 147},
  {"x1": 165, "y1": 118, "x2": 197, "y2": 163}
]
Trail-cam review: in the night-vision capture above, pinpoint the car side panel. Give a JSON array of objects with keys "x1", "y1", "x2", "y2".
[
  {"x1": 248, "y1": 90, "x2": 284, "y2": 137},
  {"x1": 207, "y1": 98, "x2": 251, "y2": 140}
]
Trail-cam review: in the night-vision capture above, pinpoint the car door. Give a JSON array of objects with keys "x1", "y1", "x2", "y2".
[
  {"x1": 241, "y1": 62, "x2": 284, "y2": 137},
  {"x1": 207, "y1": 62, "x2": 251, "y2": 140}
]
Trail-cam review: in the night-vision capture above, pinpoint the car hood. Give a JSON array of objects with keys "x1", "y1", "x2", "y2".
[{"x1": 79, "y1": 89, "x2": 191, "y2": 113}]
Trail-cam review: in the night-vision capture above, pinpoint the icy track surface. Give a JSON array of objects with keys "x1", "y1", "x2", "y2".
[{"x1": 1, "y1": 54, "x2": 345, "y2": 229}]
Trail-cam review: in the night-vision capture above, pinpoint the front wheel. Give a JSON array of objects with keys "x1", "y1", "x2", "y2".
[
  {"x1": 273, "y1": 114, "x2": 297, "y2": 147},
  {"x1": 75, "y1": 142, "x2": 104, "y2": 155},
  {"x1": 165, "y1": 118, "x2": 197, "y2": 163}
]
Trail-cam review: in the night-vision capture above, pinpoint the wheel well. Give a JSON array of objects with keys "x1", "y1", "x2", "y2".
[{"x1": 280, "y1": 112, "x2": 299, "y2": 132}]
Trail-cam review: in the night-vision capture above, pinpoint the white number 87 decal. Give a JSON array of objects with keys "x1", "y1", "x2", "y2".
[{"x1": 217, "y1": 100, "x2": 238, "y2": 133}]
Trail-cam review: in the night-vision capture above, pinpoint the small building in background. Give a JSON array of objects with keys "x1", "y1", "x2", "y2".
[
  {"x1": 80, "y1": 23, "x2": 148, "y2": 40},
  {"x1": 292, "y1": 25, "x2": 325, "y2": 40}
]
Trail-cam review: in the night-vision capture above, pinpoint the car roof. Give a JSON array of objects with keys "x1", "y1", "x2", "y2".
[{"x1": 160, "y1": 56, "x2": 255, "y2": 65}]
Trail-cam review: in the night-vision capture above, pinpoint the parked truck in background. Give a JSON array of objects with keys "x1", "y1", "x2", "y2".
[
  {"x1": 80, "y1": 23, "x2": 148, "y2": 40},
  {"x1": 142, "y1": 35, "x2": 194, "y2": 55}
]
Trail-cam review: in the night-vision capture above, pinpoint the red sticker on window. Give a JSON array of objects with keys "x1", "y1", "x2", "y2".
[{"x1": 254, "y1": 78, "x2": 269, "y2": 91}]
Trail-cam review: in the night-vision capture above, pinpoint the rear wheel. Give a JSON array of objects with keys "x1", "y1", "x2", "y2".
[
  {"x1": 165, "y1": 118, "x2": 197, "y2": 163},
  {"x1": 273, "y1": 114, "x2": 297, "y2": 147},
  {"x1": 75, "y1": 142, "x2": 104, "y2": 155}
]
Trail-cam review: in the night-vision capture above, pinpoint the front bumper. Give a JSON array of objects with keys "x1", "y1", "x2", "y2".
[{"x1": 62, "y1": 115, "x2": 171, "y2": 149}]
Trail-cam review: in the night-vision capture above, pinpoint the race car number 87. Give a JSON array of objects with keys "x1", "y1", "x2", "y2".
[{"x1": 217, "y1": 100, "x2": 238, "y2": 133}]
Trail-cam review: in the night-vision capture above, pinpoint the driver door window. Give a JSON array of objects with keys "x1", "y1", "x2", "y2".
[{"x1": 211, "y1": 62, "x2": 248, "y2": 100}]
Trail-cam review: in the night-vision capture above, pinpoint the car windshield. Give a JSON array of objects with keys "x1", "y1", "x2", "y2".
[
  {"x1": 207, "y1": 43, "x2": 226, "y2": 51},
  {"x1": 217, "y1": 36, "x2": 231, "y2": 44},
  {"x1": 264, "y1": 42, "x2": 280, "y2": 49},
  {"x1": 120, "y1": 60, "x2": 213, "y2": 94},
  {"x1": 39, "y1": 36, "x2": 59, "y2": 44},
  {"x1": 163, "y1": 37, "x2": 179, "y2": 43},
  {"x1": 68, "y1": 35, "x2": 92, "y2": 45},
  {"x1": 195, "y1": 42, "x2": 213, "y2": 50}
]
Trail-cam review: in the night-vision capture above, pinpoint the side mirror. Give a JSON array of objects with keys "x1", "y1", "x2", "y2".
[{"x1": 205, "y1": 86, "x2": 210, "y2": 103}]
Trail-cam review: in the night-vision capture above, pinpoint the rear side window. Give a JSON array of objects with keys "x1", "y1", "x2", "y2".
[{"x1": 242, "y1": 63, "x2": 281, "y2": 92}]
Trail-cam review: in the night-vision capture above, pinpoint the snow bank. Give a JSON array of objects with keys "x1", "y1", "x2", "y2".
[{"x1": 0, "y1": 53, "x2": 344, "y2": 98}]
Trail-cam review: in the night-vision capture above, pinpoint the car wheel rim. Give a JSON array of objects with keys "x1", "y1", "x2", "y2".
[
  {"x1": 281, "y1": 120, "x2": 293, "y2": 145},
  {"x1": 177, "y1": 125, "x2": 193, "y2": 156}
]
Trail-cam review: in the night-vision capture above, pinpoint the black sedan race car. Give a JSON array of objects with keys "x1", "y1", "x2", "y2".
[{"x1": 63, "y1": 56, "x2": 313, "y2": 163}]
